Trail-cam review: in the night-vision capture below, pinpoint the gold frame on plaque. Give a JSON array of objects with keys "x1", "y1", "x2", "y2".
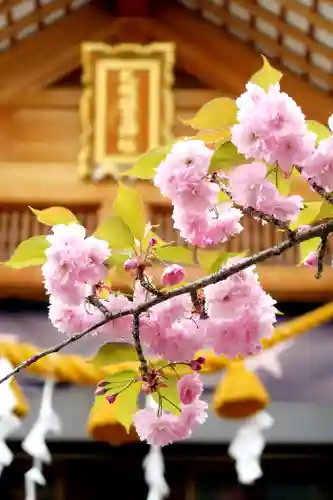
[{"x1": 78, "y1": 42, "x2": 175, "y2": 180}]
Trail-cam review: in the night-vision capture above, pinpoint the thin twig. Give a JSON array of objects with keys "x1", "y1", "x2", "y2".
[
  {"x1": 295, "y1": 167, "x2": 333, "y2": 206},
  {"x1": 315, "y1": 232, "x2": 329, "y2": 279},
  {"x1": 1, "y1": 220, "x2": 333, "y2": 385},
  {"x1": 132, "y1": 311, "x2": 148, "y2": 379},
  {"x1": 137, "y1": 266, "x2": 165, "y2": 297}
]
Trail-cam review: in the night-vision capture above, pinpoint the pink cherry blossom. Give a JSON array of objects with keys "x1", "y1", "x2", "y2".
[
  {"x1": 179, "y1": 398, "x2": 208, "y2": 431},
  {"x1": 161, "y1": 264, "x2": 185, "y2": 286},
  {"x1": 232, "y1": 83, "x2": 315, "y2": 174},
  {"x1": 142, "y1": 318, "x2": 207, "y2": 362},
  {"x1": 229, "y1": 163, "x2": 303, "y2": 222},
  {"x1": 172, "y1": 203, "x2": 243, "y2": 247},
  {"x1": 133, "y1": 407, "x2": 185, "y2": 446},
  {"x1": 178, "y1": 373, "x2": 203, "y2": 405},
  {"x1": 301, "y1": 136, "x2": 333, "y2": 192},
  {"x1": 48, "y1": 297, "x2": 101, "y2": 335},
  {"x1": 154, "y1": 140, "x2": 218, "y2": 212},
  {"x1": 98, "y1": 293, "x2": 133, "y2": 341},
  {"x1": 303, "y1": 251, "x2": 318, "y2": 267},
  {"x1": 42, "y1": 224, "x2": 110, "y2": 305}
]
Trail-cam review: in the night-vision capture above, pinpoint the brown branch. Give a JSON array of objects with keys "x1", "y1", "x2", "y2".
[
  {"x1": 295, "y1": 166, "x2": 333, "y2": 206},
  {"x1": 132, "y1": 311, "x2": 148, "y2": 380},
  {"x1": 1, "y1": 219, "x2": 333, "y2": 385}
]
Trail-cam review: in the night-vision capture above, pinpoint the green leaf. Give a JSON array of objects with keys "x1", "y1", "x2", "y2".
[
  {"x1": 114, "y1": 381, "x2": 141, "y2": 432},
  {"x1": 152, "y1": 378, "x2": 181, "y2": 415},
  {"x1": 4, "y1": 235, "x2": 49, "y2": 269},
  {"x1": 94, "y1": 215, "x2": 134, "y2": 250},
  {"x1": 90, "y1": 343, "x2": 138, "y2": 367},
  {"x1": 154, "y1": 246, "x2": 194, "y2": 265},
  {"x1": 106, "y1": 370, "x2": 138, "y2": 384},
  {"x1": 209, "y1": 142, "x2": 246, "y2": 173},
  {"x1": 290, "y1": 202, "x2": 322, "y2": 230},
  {"x1": 121, "y1": 144, "x2": 173, "y2": 179},
  {"x1": 114, "y1": 183, "x2": 146, "y2": 241},
  {"x1": 316, "y1": 200, "x2": 333, "y2": 220},
  {"x1": 299, "y1": 237, "x2": 320, "y2": 264},
  {"x1": 107, "y1": 253, "x2": 129, "y2": 267},
  {"x1": 250, "y1": 55, "x2": 282, "y2": 91},
  {"x1": 195, "y1": 130, "x2": 231, "y2": 144},
  {"x1": 307, "y1": 120, "x2": 331, "y2": 144},
  {"x1": 266, "y1": 167, "x2": 290, "y2": 196},
  {"x1": 198, "y1": 249, "x2": 225, "y2": 272},
  {"x1": 29, "y1": 206, "x2": 78, "y2": 226},
  {"x1": 182, "y1": 98, "x2": 237, "y2": 131}
]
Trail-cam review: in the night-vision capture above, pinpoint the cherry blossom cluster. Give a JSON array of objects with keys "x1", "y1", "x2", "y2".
[
  {"x1": 34, "y1": 75, "x2": 333, "y2": 449},
  {"x1": 231, "y1": 82, "x2": 315, "y2": 174},
  {"x1": 134, "y1": 373, "x2": 207, "y2": 446},
  {"x1": 154, "y1": 140, "x2": 243, "y2": 247}
]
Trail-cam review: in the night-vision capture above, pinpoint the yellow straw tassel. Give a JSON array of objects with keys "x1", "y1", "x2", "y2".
[
  {"x1": 87, "y1": 397, "x2": 138, "y2": 446},
  {"x1": 11, "y1": 378, "x2": 29, "y2": 418},
  {"x1": 213, "y1": 361, "x2": 270, "y2": 419}
]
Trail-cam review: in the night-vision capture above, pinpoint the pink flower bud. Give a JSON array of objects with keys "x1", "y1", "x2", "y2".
[
  {"x1": 196, "y1": 356, "x2": 205, "y2": 365},
  {"x1": 124, "y1": 258, "x2": 138, "y2": 272},
  {"x1": 303, "y1": 251, "x2": 318, "y2": 268},
  {"x1": 95, "y1": 387, "x2": 107, "y2": 396},
  {"x1": 106, "y1": 394, "x2": 117, "y2": 404},
  {"x1": 149, "y1": 237, "x2": 157, "y2": 247},
  {"x1": 161, "y1": 264, "x2": 185, "y2": 286},
  {"x1": 188, "y1": 360, "x2": 202, "y2": 371}
]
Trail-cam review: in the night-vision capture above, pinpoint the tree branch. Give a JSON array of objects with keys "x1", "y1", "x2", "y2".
[
  {"x1": 295, "y1": 167, "x2": 333, "y2": 206},
  {"x1": 132, "y1": 311, "x2": 148, "y2": 379},
  {"x1": 1, "y1": 219, "x2": 333, "y2": 385}
]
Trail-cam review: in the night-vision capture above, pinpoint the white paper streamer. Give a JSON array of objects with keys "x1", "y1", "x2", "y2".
[
  {"x1": 22, "y1": 379, "x2": 62, "y2": 500},
  {"x1": 228, "y1": 411, "x2": 274, "y2": 485},
  {"x1": 142, "y1": 397, "x2": 170, "y2": 500},
  {"x1": 0, "y1": 357, "x2": 22, "y2": 478}
]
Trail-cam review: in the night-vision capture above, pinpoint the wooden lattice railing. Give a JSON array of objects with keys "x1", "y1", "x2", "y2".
[
  {"x1": 0, "y1": 0, "x2": 90, "y2": 50},
  {"x1": 178, "y1": 0, "x2": 333, "y2": 93},
  {"x1": 0, "y1": 204, "x2": 98, "y2": 260},
  {"x1": 148, "y1": 204, "x2": 333, "y2": 266}
]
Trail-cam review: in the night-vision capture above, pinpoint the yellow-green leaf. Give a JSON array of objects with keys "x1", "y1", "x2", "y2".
[
  {"x1": 154, "y1": 246, "x2": 194, "y2": 265},
  {"x1": 182, "y1": 98, "x2": 237, "y2": 131},
  {"x1": 152, "y1": 378, "x2": 180, "y2": 415},
  {"x1": 90, "y1": 343, "x2": 138, "y2": 367},
  {"x1": 195, "y1": 130, "x2": 231, "y2": 144},
  {"x1": 4, "y1": 235, "x2": 49, "y2": 269},
  {"x1": 114, "y1": 381, "x2": 141, "y2": 432},
  {"x1": 94, "y1": 215, "x2": 134, "y2": 250},
  {"x1": 250, "y1": 55, "x2": 282, "y2": 91},
  {"x1": 290, "y1": 202, "x2": 322, "y2": 230},
  {"x1": 29, "y1": 206, "x2": 78, "y2": 226},
  {"x1": 107, "y1": 253, "x2": 129, "y2": 267},
  {"x1": 266, "y1": 167, "x2": 290, "y2": 196},
  {"x1": 114, "y1": 183, "x2": 146, "y2": 241},
  {"x1": 316, "y1": 200, "x2": 333, "y2": 220},
  {"x1": 209, "y1": 142, "x2": 246, "y2": 173},
  {"x1": 121, "y1": 144, "x2": 173, "y2": 179},
  {"x1": 307, "y1": 120, "x2": 331, "y2": 144},
  {"x1": 299, "y1": 237, "x2": 320, "y2": 264}
]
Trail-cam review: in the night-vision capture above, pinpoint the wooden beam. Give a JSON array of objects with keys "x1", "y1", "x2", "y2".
[
  {"x1": 1, "y1": 265, "x2": 333, "y2": 302},
  {"x1": 116, "y1": 0, "x2": 150, "y2": 17},
  {"x1": 0, "y1": 4, "x2": 130, "y2": 103},
  {"x1": 148, "y1": 1, "x2": 333, "y2": 123}
]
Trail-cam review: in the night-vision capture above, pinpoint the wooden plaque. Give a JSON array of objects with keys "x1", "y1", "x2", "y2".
[{"x1": 78, "y1": 42, "x2": 175, "y2": 179}]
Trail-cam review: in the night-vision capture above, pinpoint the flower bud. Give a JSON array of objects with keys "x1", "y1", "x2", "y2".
[
  {"x1": 106, "y1": 394, "x2": 117, "y2": 404},
  {"x1": 196, "y1": 356, "x2": 205, "y2": 365},
  {"x1": 303, "y1": 251, "x2": 318, "y2": 268},
  {"x1": 149, "y1": 237, "x2": 157, "y2": 247},
  {"x1": 161, "y1": 264, "x2": 185, "y2": 286},
  {"x1": 188, "y1": 360, "x2": 202, "y2": 371},
  {"x1": 124, "y1": 258, "x2": 138, "y2": 272},
  {"x1": 95, "y1": 386, "x2": 107, "y2": 396}
]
